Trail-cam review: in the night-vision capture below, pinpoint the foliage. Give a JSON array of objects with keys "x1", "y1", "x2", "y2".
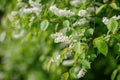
[{"x1": 0, "y1": 0, "x2": 120, "y2": 80}]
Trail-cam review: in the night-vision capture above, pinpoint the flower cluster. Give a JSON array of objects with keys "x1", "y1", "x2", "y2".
[
  {"x1": 103, "y1": 0, "x2": 109, "y2": 3},
  {"x1": 12, "y1": 30, "x2": 25, "y2": 39},
  {"x1": 78, "y1": 10, "x2": 90, "y2": 17},
  {"x1": 70, "y1": 0, "x2": 81, "y2": 7},
  {"x1": 8, "y1": 11, "x2": 18, "y2": 21},
  {"x1": 62, "y1": 59, "x2": 74, "y2": 66},
  {"x1": 51, "y1": 32, "x2": 70, "y2": 44},
  {"x1": 70, "y1": 0, "x2": 87, "y2": 7},
  {"x1": 0, "y1": 32, "x2": 6, "y2": 42},
  {"x1": 20, "y1": 0, "x2": 42, "y2": 16},
  {"x1": 73, "y1": 18, "x2": 89, "y2": 26},
  {"x1": 77, "y1": 68, "x2": 87, "y2": 78},
  {"x1": 49, "y1": 5, "x2": 75, "y2": 17},
  {"x1": 102, "y1": 17, "x2": 109, "y2": 25},
  {"x1": 102, "y1": 15, "x2": 120, "y2": 25}
]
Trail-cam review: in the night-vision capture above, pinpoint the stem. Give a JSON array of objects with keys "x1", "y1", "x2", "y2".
[{"x1": 93, "y1": 0, "x2": 96, "y2": 35}]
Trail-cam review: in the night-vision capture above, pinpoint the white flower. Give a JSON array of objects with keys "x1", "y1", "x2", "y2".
[
  {"x1": 0, "y1": 32, "x2": 6, "y2": 42},
  {"x1": 112, "y1": 15, "x2": 120, "y2": 20},
  {"x1": 19, "y1": 0, "x2": 42, "y2": 16},
  {"x1": 17, "y1": 1, "x2": 27, "y2": 8},
  {"x1": 87, "y1": 7, "x2": 98, "y2": 14},
  {"x1": 49, "y1": 5, "x2": 75, "y2": 17},
  {"x1": 0, "y1": 72, "x2": 4, "y2": 79},
  {"x1": 103, "y1": 15, "x2": 120, "y2": 25},
  {"x1": 56, "y1": 54, "x2": 60, "y2": 60},
  {"x1": 70, "y1": 0, "x2": 87, "y2": 7},
  {"x1": 103, "y1": 0, "x2": 108, "y2": 3},
  {"x1": 77, "y1": 68, "x2": 87, "y2": 78},
  {"x1": 78, "y1": 10, "x2": 88, "y2": 17},
  {"x1": 21, "y1": 8, "x2": 33, "y2": 14},
  {"x1": 112, "y1": 15, "x2": 117, "y2": 20},
  {"x1": 21, "y1": 7, "x2": 41, "y2": 16},
  {"x1": 51, "y1": 32, "x2": 70, "y2": 44},
  {"x1": 17, "y1": 0, "x2": 22, "y2": 2},
  {"x1": 73, "y1": 18, "x2": 89, "y2": 26},
  {"x1": 8, "y1": 11, "x2": 18, "y2": 21},
  {"x1": 70, "y1": 0, "x2": 81, "y2": 7},
  {"x1": 102, "y1": 17, "x2": 109, "y2": 25},
  {"x1": 62, "y1": 59, "x2": 74, "y2": 66},
  {"x1": 12, "y1": 30, "x2": 25, "y2": 39},
  {"x1": 29, "y1": 0, "x2": 41, "y2": 8},
  {"x1": 51, "y1": 54, "x2": 60, "y2": 63}
]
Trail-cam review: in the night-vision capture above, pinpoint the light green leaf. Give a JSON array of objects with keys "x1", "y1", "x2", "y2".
[
  {"x1": 88, "y1": 28, "x2": 94, "y2": 35},
  {"x1": 40, "y1": 20, "x2": 49, "y2": 31},
  {"x1": 81, "y1": 59, "x2": 91, "y2": 69},
  {"x1": 74, "y1": 53, "x2": 80, "y2": 65},
  {"x1": 74, "y1": 42, "x2": 84, "y2": 54},
  {"x1": 65, "y1": 0, "x2": 69, "y2": 5},
  {"x1": 93, "y1": 38, "x2": 108, "y2": 56},
  {"x1": 63, "y1": 20, "x2": 70, "y2": 29},
  {"x1": 61, "y1": 72, "x2": 69, "y2": 80},
  {"x1": 111, "y1": 69, "x2": 118, "y2": 80},
  {"x1": 57, "y1": 48, "x2": 68, "y2": 66},
  {"x1": 110, "y1": 3, "x2": 120, "y2": 10},
  {"x1": 96, "y1": 4, "x2": 107, "y2": 14},
  {"x1": 47, "y1": 59, "x2": 52, "y2": 71},
  {"x1": 74, "y1": 42, "x2": 81, "y2": 54},
  {"x1": 107, "y1": 18, "x2": 118, "y2": 34}
]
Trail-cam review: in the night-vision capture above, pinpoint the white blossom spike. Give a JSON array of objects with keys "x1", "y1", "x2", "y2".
[
  {"x1": 51, "y1": 32, "x2": 70, "y2": 44},
  {"x1": 78, "y1": 10, "x2": 89, "y2": 17},
  {"x1": 73, "y1": 18, "x2": 89, "y2": 26},
  {"x1": 77, "y1": 68, "x2": 87, "y2": 78},
  {"x1": 102, "y1": 17, "x2": 109, "y2": 25},
  {"x1": 62, "y1": 60, "x2": 74, "y2": 66},
  {"x1": 49, "y1": 5, "x2": 75, "y2": 17}
]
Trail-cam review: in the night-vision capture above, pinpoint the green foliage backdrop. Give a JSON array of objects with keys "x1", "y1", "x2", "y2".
[{"x1": 0, "y1": 0, "x2": 120, "y2": 80}]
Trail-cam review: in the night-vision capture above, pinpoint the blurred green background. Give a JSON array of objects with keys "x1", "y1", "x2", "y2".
[{"x1": 0, "y1": 0, "x2": 120, "y2": 80}]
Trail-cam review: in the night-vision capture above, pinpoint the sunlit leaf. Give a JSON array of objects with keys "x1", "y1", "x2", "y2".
[
  {"x1": 93, "y1": 38, "x2": 108, "y2": 56},
  {"x1": 107, "y1": 18, "x2": 118, "y2": 34},
  {"x1": 40, "y1": 20, "x2": 49, "y2": 31},
  {"x1": 61, "y1": 72, "x2": 69, "y2": 80}
]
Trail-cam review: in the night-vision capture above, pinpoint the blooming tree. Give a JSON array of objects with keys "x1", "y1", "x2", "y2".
[{"x1": 0, "y1": 0, "x2": 120, "y2": 80}]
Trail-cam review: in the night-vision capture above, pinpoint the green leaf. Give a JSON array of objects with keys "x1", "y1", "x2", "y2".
[
  {"x1": 47, "y1": 59, "x2": 52, "y2": 71},
  {"x1": 69, "y1": 68, "x2": 77, "y2": 79},
  {"x1": 65, "y1": 0, "x2": 69, "y2": 5},
  {"x1": 93, "y1": 38, "x2": 108, "y2": 56},
  {"x1": 117, "y1": 74, "x2": 120, "y2": 80},
  {"x1": 114, "y1": 43, "x2": 120, "y2": 55},
  {"x1": 81, "y1": 59, "x2": 91, "y2": 69},
  {"x1": 110, "y1": 3, "x2": 120, "y2": 10},
  {"x1": 61, "y1": 72, "x2": 69, "y2": 80},
  {"x1": 63, "y1": 20, "x2": 70, "y2": 29},
  {"x1": 74, "y1": 53, "x2": 80, "y2": 65},
  {"x1": 96, "y1": 4, "x2": 107, "y2": 14},
  {"x1": 40, "y1": 20, "x2": 49, "y2": 31},
  {"x1": 57, "y1": 48, "x2": 68, "y2": 66},
  {"x1": 107, "y1": 18, "x2": 118, "y2": 34},
  {"x1": 87, "y1": 28, "x2": 94, "y2": 35},
  {"x1": 74, "y1": 42, "x2": 84, "y2": 54},
  {"x1": 111, "y1": 69, "x2": 118, "y2": 80}
]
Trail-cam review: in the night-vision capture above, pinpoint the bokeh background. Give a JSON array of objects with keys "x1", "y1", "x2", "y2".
[{"x1": 0, "y1": 0, "x2": 120, "y2": 80}]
